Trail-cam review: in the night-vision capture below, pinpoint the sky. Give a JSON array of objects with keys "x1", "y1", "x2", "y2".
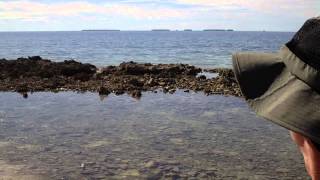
[{"x1": 0, "y1": 0, "x2": 319, "y2": 31}]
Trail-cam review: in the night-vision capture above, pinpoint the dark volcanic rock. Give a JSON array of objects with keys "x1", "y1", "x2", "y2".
[
  {"x1": 129, "y1": 90, "x2": 142, "y2": 99},
  {"x1": 0, "y1": 57, "x2": 97, "y2": 80},
  {"x1": 0, "y1": 57, "x2": 241, "y2": 97},
  {"x1": 98, "y1": 86, "x2": 110, "y2": 95},
  {"x1": 198, "y1": 75, "x2": 206, "y2": 80},
  {"x1": 101, "y1": 61, "x2": 201, "y2": 77},
  {"x1": 16, "y1": 84, "x2": 29, "y2": 93}
]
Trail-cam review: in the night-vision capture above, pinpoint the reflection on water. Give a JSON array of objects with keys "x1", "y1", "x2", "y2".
[{"x1": 0, "y1": 91, "x2": 307, "y2": 179}]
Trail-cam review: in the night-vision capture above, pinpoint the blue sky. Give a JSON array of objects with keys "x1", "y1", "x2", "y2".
[{"x1": 0, "y1": 0, "x2": 319, "y2": 31}]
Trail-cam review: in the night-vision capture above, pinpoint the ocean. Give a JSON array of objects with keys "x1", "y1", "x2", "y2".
[
  {"x1": 0, "y1": 31, "x2": 307, "y2": 179},
  {"x1": 0, "y1": 31, "x2": 293, "y2": 67},
  {"x1": 0, "y1": 91, "x2": 307, "y2": 179}
]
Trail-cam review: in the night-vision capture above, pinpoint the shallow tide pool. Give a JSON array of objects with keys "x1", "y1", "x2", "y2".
[{"x1": 0, "y1": 91, "x2": 307, "y2": 179}]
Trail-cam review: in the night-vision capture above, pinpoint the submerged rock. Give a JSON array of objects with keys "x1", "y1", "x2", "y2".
[{"x1": 22, "y1": 92, "x2": 28, "y2": 99}]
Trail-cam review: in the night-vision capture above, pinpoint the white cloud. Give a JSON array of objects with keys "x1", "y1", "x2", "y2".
[
  {"x1": 0, "y1": 0, "x2": 317, "y2": 31},
  {"x1": 0, "y1": 0, "x2": 188, "y2": 21},
  {"x1": 176, "y1": 0, "x2": 319, "y2": 17}
]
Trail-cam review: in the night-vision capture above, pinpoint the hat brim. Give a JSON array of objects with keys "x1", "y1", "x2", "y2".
[{"x1": 232, "y1": 51, "x2": 320, "y2": 145}]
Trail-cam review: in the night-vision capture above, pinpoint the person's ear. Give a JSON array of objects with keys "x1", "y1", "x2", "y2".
[
  {"x1": 290, "y1": 131, "x2": 320, "y2": 180},
  {"x1": 290, "y1": 131, "x2": 305, "y2": 147}
]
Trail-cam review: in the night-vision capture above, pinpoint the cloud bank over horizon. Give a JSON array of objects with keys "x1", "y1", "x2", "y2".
[{"x1": 0, "y1": 0, "x2": 319, "y2": 31}]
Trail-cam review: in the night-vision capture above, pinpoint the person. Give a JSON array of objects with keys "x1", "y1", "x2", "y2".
[
  {"x1": 232, "y1": 16, "x2": 320, "y2": 180},
  {"x1": 290, "y1": 131, "x2": 320, "y2": 179}
]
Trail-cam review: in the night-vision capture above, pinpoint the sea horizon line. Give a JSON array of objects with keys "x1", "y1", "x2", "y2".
[{"x1": 0, "y1": 30, "x2": 295, "y2": 33}]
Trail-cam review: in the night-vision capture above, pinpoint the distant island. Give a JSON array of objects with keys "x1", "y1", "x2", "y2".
[
  {"x1": 81, "y1": 29, "x2": 235, "y2": 32},
  {"x1": 82, "y1": 30, "x2": 121, "y2": 31},
  {"x1": 203, "y1": 29, "x2": 234, "y2": 31},
  {"x1": 151, "y1": 29, "x2": 171, "y2": 31}
]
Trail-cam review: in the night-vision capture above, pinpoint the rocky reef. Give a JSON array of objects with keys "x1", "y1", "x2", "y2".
[{"x1": 0, "y1": 56, "x2": 241, "y2": 98}]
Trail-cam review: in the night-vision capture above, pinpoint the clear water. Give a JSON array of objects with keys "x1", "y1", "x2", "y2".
[
  {"x1": 0, "y1": 31, "x2": 307, "y2": 179},
  {"x1": 0, "y1": 92, "x2": 307, "y2": 179},
  {"x1": 0, "y1": 31, "x2": 293, "y2": 67}
]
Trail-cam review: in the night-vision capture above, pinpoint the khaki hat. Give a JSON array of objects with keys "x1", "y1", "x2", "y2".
[{"x1": 232, "y1": 17, "x2": 320, "y2": 147}]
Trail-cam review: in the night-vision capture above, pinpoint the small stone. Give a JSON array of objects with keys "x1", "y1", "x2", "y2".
[
  {"x1": 80, "y1": 163, "x2": 85, "y2": 169},
  {"x1": 145, "y1": 161, "x2": 159, "y2": 168}
]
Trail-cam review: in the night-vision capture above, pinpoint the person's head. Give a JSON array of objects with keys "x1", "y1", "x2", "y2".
[
  {"x1": 287, "y1": 18, "x2": 320, "y2": 179},
  {"x1": 232, "y1": 16, "x2": 320, "y2": 179}
]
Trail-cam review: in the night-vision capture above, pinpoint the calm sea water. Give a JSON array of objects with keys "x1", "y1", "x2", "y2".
[
  {"x1": 0, "y1": 31, "x2": 306, "y2": 179},
  {"x1": 0, "y1": 92, "x2": 307, "y2": 179},
  {"x1": 0, "y1": 31, "x2": 293, "y2": 67}
]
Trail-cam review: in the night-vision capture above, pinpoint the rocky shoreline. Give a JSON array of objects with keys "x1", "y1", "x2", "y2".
[{"x1": 0, "y1": 56, "x2": 241, "y2": 98}]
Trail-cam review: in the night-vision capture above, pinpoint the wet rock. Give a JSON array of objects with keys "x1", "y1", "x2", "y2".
[
  {"x1": 168, "y1": 89, "x2": 176, "y2": 94},
  {"x1": 198, "y1": 75, "x2": 206, "y2": 80},
  {"x1": 28, "y1": 56, "x2": 42, "y2": 61},
  {"x1": 162, "y1": 87, "x2": 169, "y2": 93},
  {"x1": 22, "y1": 92, "x2": 28, "y2": 99},
  {"x1": 129, "y1": 90, "x2": 142, "y2": 99},
  {"x1": 104, "y1": 61, "x2": 201, "y2": 77},
  {"x1": 128, "y1": 78, "x2": 144, "y2": 87},
  {"x1": 98, "y1": 86, "x2": 110, "y2": 95},
  {"x1": 0, "y1": 57, "x2": 97, "y2": 80},
  {"x1": 16, "y1": 84, "x2": 29, "y2": 93},
  {"x1": 158, "y1": 82, "x2": 166, "y2": 86},
  {"x1": 146, "y1": 78, "x2": 157, "y2": 86},
  {"x1": 0, "y1": 58, "x2": 242, "y2": 97},
  {"x1": 114, "y1": 90, "x2": 125, "y2": 96}
]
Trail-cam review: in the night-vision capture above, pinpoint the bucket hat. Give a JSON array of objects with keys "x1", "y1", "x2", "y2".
[{"x1": 232, "y1": 17, "x2": 320, "y2": 148}]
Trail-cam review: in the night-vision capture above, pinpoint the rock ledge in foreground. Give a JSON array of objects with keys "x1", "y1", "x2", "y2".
[{"x1": 0, "y1": 57, "x2": 241, "y2": 98}]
